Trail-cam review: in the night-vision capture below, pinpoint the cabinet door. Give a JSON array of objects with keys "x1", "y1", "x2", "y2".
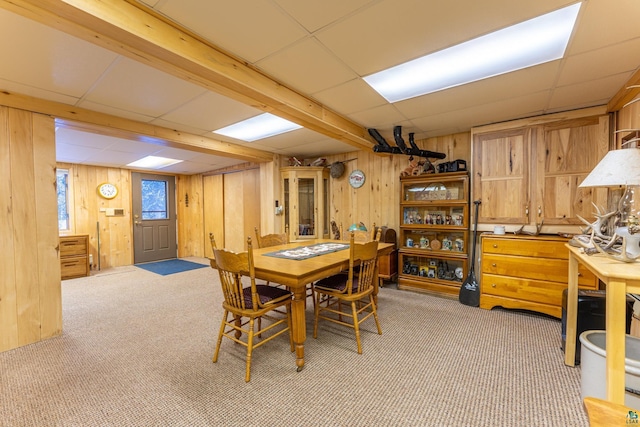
[
  {"x1": 535, "y1": 116, "x2": 610, "y2": 225},
  {"x1": 472, "y1": 128, "x2": 531, "y2": 224}
]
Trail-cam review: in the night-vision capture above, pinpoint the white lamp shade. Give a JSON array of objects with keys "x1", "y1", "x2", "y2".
[{"x1": 579, "y1": 149, "x2": 640, "y2": 188}]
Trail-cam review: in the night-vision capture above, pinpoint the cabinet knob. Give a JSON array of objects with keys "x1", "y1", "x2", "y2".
[
  {"x1": 491, "y1": 283, "x2": 496, "y2": 288},
  {"x1": 492, "y1": 263, "x2": 497, "y2": 267},
  {"x1": 492, "y1": 244, "x2": 498, "y2": 248}
]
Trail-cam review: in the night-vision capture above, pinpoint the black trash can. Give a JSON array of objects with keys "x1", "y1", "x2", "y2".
[{"x1": 561, "y1": 289, "x2": 634, "y2": 364}]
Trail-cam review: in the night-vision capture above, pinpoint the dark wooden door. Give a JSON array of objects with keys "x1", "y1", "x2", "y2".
[{"x1": 132, "y1": 172, "x2": 177, "y2": 263}]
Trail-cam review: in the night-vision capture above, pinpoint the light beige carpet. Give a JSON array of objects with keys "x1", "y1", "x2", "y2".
[{"x1": 0, "y1": 258, "x2": 588, "y2": 426}]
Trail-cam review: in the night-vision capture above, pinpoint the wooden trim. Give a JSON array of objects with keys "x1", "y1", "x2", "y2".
[
  {"x1": 471, "y1": 106, "x2": 608, "y2": 134},
  {"x1": 0, "y1": 0, "x2": 373, "y2": 151},
  {"x1": 607, "y1": 68, "x2": 640, "y2": 112},
  {"x1": 0, "y1": 90, "x2": 273, "y2": 163}
]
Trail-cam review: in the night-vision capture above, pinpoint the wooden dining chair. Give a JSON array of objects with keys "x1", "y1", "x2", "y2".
[
  {"x1": 583, "y1": 396, "x2": 639, "y2": 426},
  {"x1": 254, "y1": 227, "x2": 315, "y2": 309},
  {"x1": 339, "y1": 223, "x2": 380, "y2": 242},
  {"x1": 313, "y1": 232, "x2": 382, "y2": 354},
  {"x1": 254, "y1": 227, "x2": 288, "y2": 248},
  {"x1": 210, "y1": 234, "x2": 294, "y2": 382}
]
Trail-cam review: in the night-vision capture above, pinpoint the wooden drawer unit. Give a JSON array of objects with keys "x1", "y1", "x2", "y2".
[
  {"x1": 480, "y1": 234, "x2": 598, "y2": 318},
  {"x1": 60, "y1": 235, "x2": 90, "y2": 280}
]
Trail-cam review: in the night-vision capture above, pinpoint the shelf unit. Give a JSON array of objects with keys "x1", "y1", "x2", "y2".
[{"x1": 397, "y1": 172, "x2": 469, "y2": 297}]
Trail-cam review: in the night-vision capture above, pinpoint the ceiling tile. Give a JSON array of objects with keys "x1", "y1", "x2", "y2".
[
  {"x1": 569, "y1": 0, "x2": 640, "y2": 55},
  {"x1": 312, "y1": 78, "x2": 387, "y2": 115},
  {"x1": 558, "y1": 38, "x2": 640, "y2": 86},
  {"x1": 273, "y1": 0, "x2": 375, "y2": 32},
  {"x1": 548, "y1": 73, "x2": 631, "y2": 111},
  {"x1": 159, "y1": 91, "x2": 260, "y2": 131},
  {"x1": 0, "y1": 9, "x2": 118, "y2": 98},
  {"x1": 157, "y1": 0, "x2": 307, "y2": 63},
  {"x1": 82, "y1": 57, "x2": 207, "y2": 118},
  {"x1": 256, "y1": 38, "x2": 357, "y2": 94}
]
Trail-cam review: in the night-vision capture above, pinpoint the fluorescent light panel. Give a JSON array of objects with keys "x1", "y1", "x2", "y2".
[
  {"x1": 127, "y1": 156, "x2": 183, "y2": 169},
  {"x1": 213, "y1": 113, "x2": 302, "y2": 142},
  {"x1": 363, "y1": 3, "x2": 581, "y2": 102}
]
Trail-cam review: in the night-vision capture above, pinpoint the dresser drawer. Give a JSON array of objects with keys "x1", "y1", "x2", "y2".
[
  {"x1": 481, "y1": 273, "x2": 565, "y2": 306},
  {"x1": 60, "y1": 236, "x2": 88, "y2": 257},
  {"x1": 61, "y1": 256, "x2": 89, "y2": 280},
  {"x1": 482, "y1": 253, "x2": 568, "y2": 282},
  {"x1": 482, "y1": 237, "x2": 567, "y2": 259}
]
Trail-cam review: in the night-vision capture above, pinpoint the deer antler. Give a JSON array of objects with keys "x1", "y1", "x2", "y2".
[{"x1": 589, "y1": 232, "x2": 640, "y2": 263}]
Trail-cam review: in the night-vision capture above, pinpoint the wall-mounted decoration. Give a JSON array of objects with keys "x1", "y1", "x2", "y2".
[{"x1": 97, "y1": 182, "x2": 118, "y2": 199}]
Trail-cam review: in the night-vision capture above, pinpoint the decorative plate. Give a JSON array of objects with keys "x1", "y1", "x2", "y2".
[{"x1": 349, "y1": 169, "x2": 366, "y2": 188}]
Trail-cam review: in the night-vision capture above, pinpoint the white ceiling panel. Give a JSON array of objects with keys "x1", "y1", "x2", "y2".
[
  {"x1": 158, "y1": 0, "x2": 307, "y2": 63},
  {"x1": 256, "y1": 38, "x2": 357, "y2": 94},
  {"x1": 158, "y1": 91, "x2": 261, "y2": 132},
  {"x1": 82, "y1": 57, "x2": 207, "y2": 118},
  {"x1": 0, "y1": 9, "x2": 117, "y2": 99},
  {"x1": 273, "y1": 0, "x2": 374, "y2": 32}
]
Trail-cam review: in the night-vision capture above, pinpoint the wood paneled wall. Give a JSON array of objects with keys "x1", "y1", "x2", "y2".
[
  {"x1": 177, "y1": 174, "x2": 204, "y2": 258},
  {"x1": 0, "y1": 107, "x2": 60, "y2": 352},
  {"x1": 617, "y1": 99, "x2": 640, "y2": 148},
  {"x1": 323, "y1": 132, "x2": 471, "y2": 239},
  {"x1": 59, "y1": 163, "x2": 133, "y2": 269}
]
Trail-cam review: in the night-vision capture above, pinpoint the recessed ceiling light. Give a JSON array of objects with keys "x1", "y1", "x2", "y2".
[
  {"x1": 212, "y1": 113, "x2": 302, "y2": 142},
  {"x1": 127, "y1": 155, "x2": 183, "y2": 169},
  {"x1": 363, "y1": 3, "x2": 582, "y2": 102}
]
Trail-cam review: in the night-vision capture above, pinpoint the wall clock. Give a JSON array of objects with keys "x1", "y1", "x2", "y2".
[
  {"x1": 348, "y1": 169, "x2": 366, "y2": 189},
  {"x1": 97, "y1": 182, "x2": 118, "y2": 199}
]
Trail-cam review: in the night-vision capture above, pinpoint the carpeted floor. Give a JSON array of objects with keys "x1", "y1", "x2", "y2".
[{"x1": 0, "y1": 258, "x2": 588, "y2": 426}]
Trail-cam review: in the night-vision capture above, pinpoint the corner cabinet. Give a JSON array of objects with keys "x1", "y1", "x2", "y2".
[
  {"x1": 281, "y1": 166, "x2": 330, "y2": 242},
  {"x1": 397, "y1": 172, "x2": 469, "y2": 297}
]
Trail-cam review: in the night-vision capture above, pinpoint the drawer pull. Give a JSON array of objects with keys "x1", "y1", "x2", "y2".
[
  {"x1": 492, "y1": 244, "x2": 498, "y2": 248},
  {"x1": 491, "y1": 283, "x2": 496, "y2": 288},
  {"x1": 492, "y1": 263, "x2": 497, "y2": 267}
]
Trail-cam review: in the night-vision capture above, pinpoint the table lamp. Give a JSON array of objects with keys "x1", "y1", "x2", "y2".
[{"x1": 579, "y1": 148, "x2": 640, "y2": 257}]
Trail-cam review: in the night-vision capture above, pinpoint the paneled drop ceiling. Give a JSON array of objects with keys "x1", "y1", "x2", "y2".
[{"x1": 0, "y1": 0, "x2": 639, "y2": 174}]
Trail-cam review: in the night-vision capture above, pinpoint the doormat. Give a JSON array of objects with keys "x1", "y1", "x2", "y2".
[{"x1": 136, "y1": 259, "x2": 208, "y2": 276}]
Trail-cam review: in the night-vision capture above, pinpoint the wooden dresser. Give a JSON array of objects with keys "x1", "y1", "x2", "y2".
[
  {"x1": 480, "y1": 234, "x2": 598, "y2": 318},
  {"x1": 60, "y1": 235, "x2": 90, "y2": 280}
]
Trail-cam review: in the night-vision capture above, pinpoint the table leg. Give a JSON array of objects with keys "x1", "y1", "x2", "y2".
[
  {"x1": 291, "y1": 286, "x2": 307, "y2": 371},
  {"x1": 606, "y1": 279, "x2": 627, "y2": 404},
  {"x1": 564, "y1": 252, "x2": 578, "y2": 367}
]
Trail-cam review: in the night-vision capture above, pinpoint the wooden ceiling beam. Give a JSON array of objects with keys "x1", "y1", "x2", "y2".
[
  {"x1": 0, "y1": 0, "x2": 374, "y2": 151},
  {"x1": 0, "y1": 90, "x2": 275, "y2": 163}
]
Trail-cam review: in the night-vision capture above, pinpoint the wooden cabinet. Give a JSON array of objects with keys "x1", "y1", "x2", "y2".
[
  {"x1": 281, "y1": 166, "x2": 330, "y2": 242},
  {"x1": 397, "y1": 172, "x2": 469, "y2": 297},
  {"x1": 471, "y1": 110, "x2": 611, "y2": 232},
  {"x1": 480, "y1": 234, "x2": 599, "y2": 318},
  {"x1": 60, "y1": 235, "x2": 90, "y2": 280}
]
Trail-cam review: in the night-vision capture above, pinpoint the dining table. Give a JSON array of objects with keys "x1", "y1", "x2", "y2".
[{"x1": 210, "y1": 238, "x2": 394, "y2": 372}]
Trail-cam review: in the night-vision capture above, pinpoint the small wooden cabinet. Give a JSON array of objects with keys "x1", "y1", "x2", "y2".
[
  {"x1": 398, "y1": 172, "x2": 469, "y2": 297},
  {"x1": 60, "y1": 235, "x2": 90, "y2": 280},
  {"x1": 480, "y1": 234, "x2": 598, "y2": 318}
]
